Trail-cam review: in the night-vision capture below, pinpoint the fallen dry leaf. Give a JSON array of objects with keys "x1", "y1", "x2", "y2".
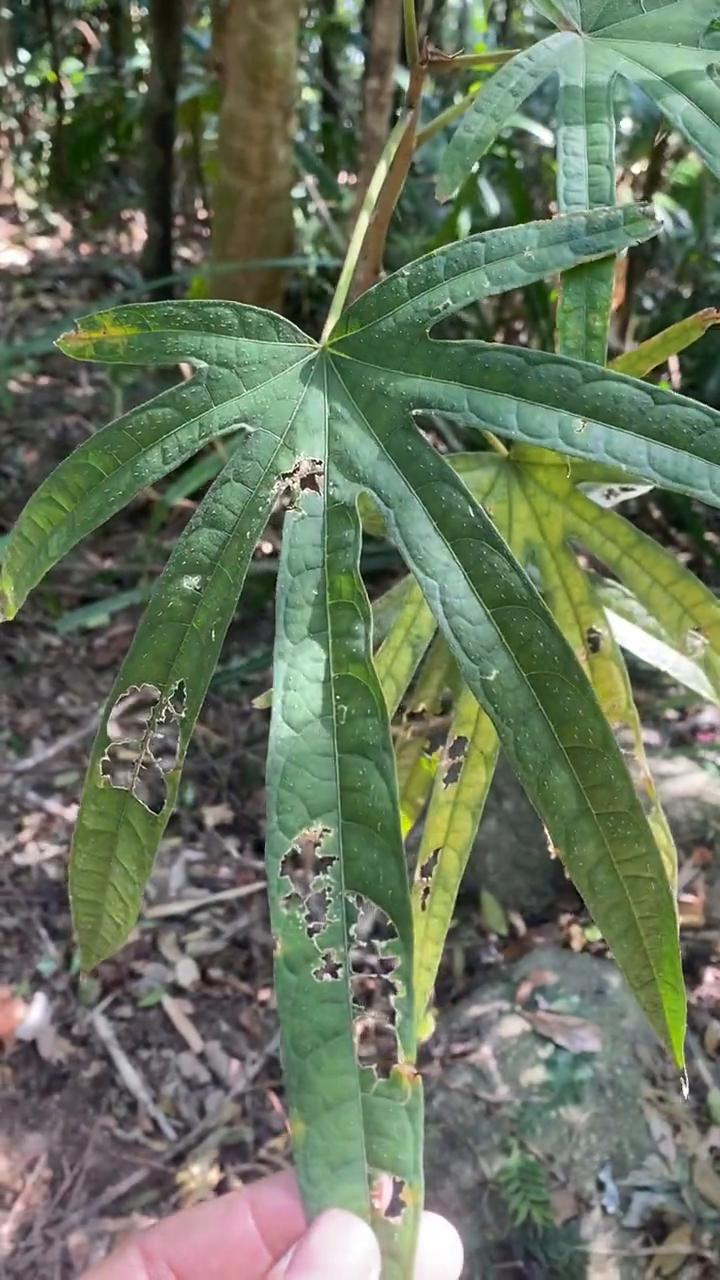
[
  {"x1": 525, "y1": 1010, "x2": 602, "y2": 1054},
  {"x1": 646, "y1": 1222, "x2": 695, "y2": 1278},
  {"x1": 201, "y1": 802, "x2": 234, "y2": 830},
  {"x1": 550, "y1": 1186, "x2": 580, "y2": 1226},
  {"x1": 514, "y1": 968, "x2": 560, "y2": 1007},
  {"x1": 704, "y1": 1019, "x2": 720, "y2": 1058},
  {"x1": 678, "y1": 884, "x2": 706, "y2": 929},
  {"x1": 0, "y1": 987, "x2": 28, "y2": 1048},
  {"x1": 692, "y1": 1157, "x2": 720, "y2": 1211}
]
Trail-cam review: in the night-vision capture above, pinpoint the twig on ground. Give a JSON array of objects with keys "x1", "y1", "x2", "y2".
[
  {"x1": 91, "y1": 1010, "x2": 177, "y2": 1142},
  {"x1": 144, "y1": 881, "x2": 266, "y2": 920}
]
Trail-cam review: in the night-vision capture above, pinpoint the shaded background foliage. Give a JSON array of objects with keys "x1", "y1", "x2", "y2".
[{"x1": 4, "y1": 0, "x2": 720, "y2": 559}]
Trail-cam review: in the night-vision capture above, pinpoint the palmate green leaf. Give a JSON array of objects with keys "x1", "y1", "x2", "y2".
[
  {"x1": 397, "y1": 436, "x2": 716, "y2": 1017},
  {"x1": 0, "y1": 304, "x2": 314, "y2": 620},
  {"x1": 439, "y1": 0, "x2": 720, "y2": 201},
  {"x1": 2, "y1": 207, "x2": 698, "y2": 1273},
  {"x1": 438, "y1": 0, "x2": 720, "y2": 366}
]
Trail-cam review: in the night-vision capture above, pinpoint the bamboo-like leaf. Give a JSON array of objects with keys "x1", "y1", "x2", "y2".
[
  {"x1": 563, "y1": 485, "x2": 720, "y2": 701},
  {"x1": 611, "y1": 309, "x2": 720, "y2": 378},
  {"x1": 395, "y1": 636, "x2": 459, "y2": 839}
]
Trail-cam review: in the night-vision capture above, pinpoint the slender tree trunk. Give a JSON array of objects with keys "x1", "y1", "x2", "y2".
[
  {"x1": 0, "y1": 9, "x2": 15, "y2": 198},
  {"x1": 0, "y1": 8, "x2": 13, "y2": 69},
  {"x1": 319, "y1": 0, "x2": 340, "y2": 170},
  {"x1": 210, "y1": 0, "x2": 302, "y2": 309},
  {"x1": 106, "y1": 0, "x2": 133, "y2": 80},
  {"x1": 140, "y1": 0, "x2": 183, "y2": 295},
  {"x1": 42, "y1": 0, "x2": 67, "y2": 191},
  {"x1": 355, "y1": 0, "x2": 402, "y2": 203},
  {"x1": 423, "y1": 0, "x2": 447, "y2": 48}
]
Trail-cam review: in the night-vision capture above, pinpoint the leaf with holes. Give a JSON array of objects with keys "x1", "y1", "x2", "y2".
[
  {"x1": 377, "y1": 433, "x2": 720, "y2": 1027},
  {"x1": 4, "y1": 205, "x2": 712, "y2": 1275},
  {"x1": 438, "y1": 0, "x2": 720, "y2": 362}
]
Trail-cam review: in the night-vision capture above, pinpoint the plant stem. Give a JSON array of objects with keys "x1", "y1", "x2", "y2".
[
  {"x1": 415, "y1": 85, "x2": 482, "y2": 150},
  {"x1": 320, "y1": 112, "x2": 415, "y2": 341},
  {"x1": 428, "y1": 48, "x2": 518, "y2": 72},
  {"x1": 404, "y1": 0, "x2": 420, "y2": 69},
  {"x1": 349, "y1": 60, "x2": 427, "y2": 301}
]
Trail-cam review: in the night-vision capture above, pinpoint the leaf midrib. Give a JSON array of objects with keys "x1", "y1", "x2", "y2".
[{"x1": 318, "y1": 358, "x2": 370, "y2": 1209}]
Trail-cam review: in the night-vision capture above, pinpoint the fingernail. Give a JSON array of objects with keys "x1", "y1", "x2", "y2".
[{"x1": 282, "y1": 1208, "x2": 381, "y2": 1279}]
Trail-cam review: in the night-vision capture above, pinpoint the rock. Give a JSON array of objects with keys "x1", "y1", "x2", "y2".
[
  {"x1": 423, "y1": 946, "x2": 670, "y2": 1278},
  {"x1": 462, "y1": 755, "x2": 569, "y2": 917},
  {"x1": 465, "y1": 751, "x2": 720, "y2": 920}
]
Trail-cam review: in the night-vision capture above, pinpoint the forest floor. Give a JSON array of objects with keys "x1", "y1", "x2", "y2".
[{"x1": 2, "y1": 214, "x2": 720, "y2": 1278}]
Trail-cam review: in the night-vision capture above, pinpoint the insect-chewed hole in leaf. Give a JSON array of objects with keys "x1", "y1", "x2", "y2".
[
  {"x1": 371, "y1": 1173, "x2": 408, "y2": 1224},
  {"x1": 280, "y1": 826, "x2": 334, "y2": 897},
  {"x1": 304, "y1": 887, "x2": 332, "y2": 938},
  {"x1": 279, "y1": 457, "x2": 325, "y2": 500},
  {"x1": 442, "y1": 734, "x2": 468, "y2": 787},
  {"x1": 586, "y1": 626, "x2": 603, "y2": 655},
  {"x1": 100, "y1": 681, "x2": 186, "y2": 814},
  {"x1": 279, "y1": 827, "x2": 336, "y2": 938},
  {"x1": 312, "y1": 949, "x2": 343, "y2": 982},
  {"x1": 347, "y1": 894, "x2": 402, "y2": 1077},
  {"x1": 417, "y1": 848, "x2": 441, "y2": 911},
  {"x1": 685, "y1": 628, "x2": 709, "y2": 658},
  {"x1": 349, "y1": 894, "x2": 399, "y2": 946},
  {"x1": 354, "y1": 1016, "x2": 400, "y2": 1079},
  {"x1": 100, "y1": 745, "x2": 166, "y2": 814}
]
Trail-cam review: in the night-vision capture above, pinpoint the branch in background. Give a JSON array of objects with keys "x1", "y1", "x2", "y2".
[
  {"x1": 355, "y1": 0, "x2": 405, "y2": 208},
  {"x1": 140, "y1": 0, "x2": 183, "y2": 298},
  {"x1": 349, "y1": 56, "x2": 426, "y2": 300},
  {"x1": 319, "y1": 0, "x2": 342, "y2": 169},
  {"x1": 615, "y1": 127, "x2": 670, "y2": 343},
  {"x1": 404, "y1": 0, "x2": 420, "y2": 68},
  {"x1": 42, "y1": 0, "x2": 67, "y2": 191}
]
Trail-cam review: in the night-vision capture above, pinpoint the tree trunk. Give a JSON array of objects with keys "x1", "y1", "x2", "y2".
[
  {"x1": 355, "y1": 0, "x2": 402, "y2": 203},
  {"x1": 423, "y1": 0, "x2": 447, "y2": 48},
  {"x1": 319, "y1": 0, "x2": 340, "y2": 170},
  {"x1": 210, "y1": 0, "x2": 302, "y2": 309},
  {"x1": 106, "y1": 0, "x2": 134, "y2": 80},
  {"x1": 42, "y1": 0, "x2": 67, "y2": 191},
  {"x1": 140, "y1": 0, "x2": 182, "y2": 296}
]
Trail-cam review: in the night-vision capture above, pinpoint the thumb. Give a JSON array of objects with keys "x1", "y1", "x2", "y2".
[{"x1": 267, "y1": 1209, "x2": 381, "y2": 1280}]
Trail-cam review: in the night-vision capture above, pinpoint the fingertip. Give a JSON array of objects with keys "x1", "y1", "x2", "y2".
[
  {"x1": 415, "y1": 1211, "x2": 464, "y2": 1280},
  {"x1": 270, "y1": 1208, "x2": 381, "y2": 1280}
]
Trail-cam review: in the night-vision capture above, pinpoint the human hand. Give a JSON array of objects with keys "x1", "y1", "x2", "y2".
[{"x1": 81, "y1": 1169, "x2": 463, "y2": 1279}]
